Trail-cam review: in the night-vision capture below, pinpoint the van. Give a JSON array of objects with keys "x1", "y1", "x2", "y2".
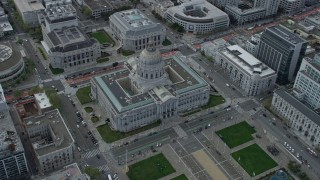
[{"x1": 77, "y1": 147, "x2": 81, "y2": 152}]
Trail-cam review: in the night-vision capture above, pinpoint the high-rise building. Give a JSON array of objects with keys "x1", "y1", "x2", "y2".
[
  {"x1": 214, "y1": 0, "x2": 240, "y2": 8},
  {"x1": 257, "y1": 25, "x2": 308, "y2": 84},
  {"x1": 293, "y1": 54, "x2": 320, "y2": 110},
  {"x1": 279, "y1": 0, "x2": 305, "y2": 14},
  {"x1": 0, "y1": 84, "x2": 29, "y2": 180},
  {"x1": 254, "y1": 0, "x2": 281, "y2": 16}
]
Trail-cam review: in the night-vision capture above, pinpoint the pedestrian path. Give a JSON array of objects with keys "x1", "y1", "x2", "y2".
[
  {"x1": 173, "y1": 125, "x2": 187, "y2": 138},
  {"x1": 97, "y1": 164, "x2": 110, "y2": 173},
  {"x1": 83, "y1": 149, "x2": 100, "y2": 159}
]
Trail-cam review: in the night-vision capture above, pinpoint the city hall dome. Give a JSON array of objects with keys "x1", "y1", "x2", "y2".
[{"x1": 139, "y1": 47, "x2": 162, "y2": 65}]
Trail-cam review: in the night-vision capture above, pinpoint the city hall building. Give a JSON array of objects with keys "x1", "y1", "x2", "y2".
[{"x1": 91, "y1": 47, "x2": 210, "y2": 132}]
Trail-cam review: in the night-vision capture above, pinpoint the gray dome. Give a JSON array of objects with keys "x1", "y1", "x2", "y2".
[{"x1": 139, "y1": 47, "x2": 162, "y2": 65}]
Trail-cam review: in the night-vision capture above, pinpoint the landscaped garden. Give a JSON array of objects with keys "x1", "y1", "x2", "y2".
[
  {"x1": 97, "y1": 120, "x2": 161, "y2": 143},
  {"x1": 216, "y1": 121, "x2": 256, "y2": 148},
  {"x1": 76, "y1": 86, "x2": 92, "y2": 104},
  {"x1": 49, "y1": 64, "x2": 64, "y2": 75},
  {"x1": 171, "y1": 174, "x2": 188, "y2": 180},
  {"x1": 231, "y1": 144, "x2": 278, "y2": 177},
  {"x1": 84, "y1": 106, "x2": 93, "y2": 113},
  {"x1": 202, "y1": 95, "x2": 225, "y2": 109},
  {"x1": 91, "y1": 116, "x2": 99, "y2": 123},
  {"x1": 89, "y1": 31, "x2": 114, "y2": 45},
  {"x1": 127, "y1": 153, "x2": 175, "y2": 180}
]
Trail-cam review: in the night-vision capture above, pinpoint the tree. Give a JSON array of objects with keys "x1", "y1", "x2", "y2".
[
  {"x1": 82, "y1": 6, "x2": 92, "y2": 17},
  {"x1": 288, "y1": 161, "x2": 301, "y2": 173},
  {"x1": 17, "y1": 39, "x2": 23, "y2": 44},
  {"x1": 13, "y1": 90, "x2": 22, "y2": 98},
  {"x1": 84, "y1": 166, "x2": 101, "y2": 180},
  {"x1": 30, "y1": 86, "x2": 43, "y2": 95}
]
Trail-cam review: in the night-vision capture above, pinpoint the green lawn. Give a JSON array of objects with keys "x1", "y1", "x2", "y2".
[
  {"x1": 97, "y1": 120, "x2": 161, "y2": 143},
  {"x1": 49, "y1": 64, "x2": 64, "y2": 75},
  {"x1": 202, "y1": 95, "x2": 225, "y2": 109},
  {"x1": 127, "y1": 153, "x2": 176, "y2": 180},
  {"x1": 91, "y1": 116, "x2": 99, "y2": 123},
  {"x1": 84, "y1": 107, "x2": 93, "y2": 113},
  {"x1": 231, "y1": 144, "x2": 278, "y2": 177},
  {"x1": 76, "y1": 86, "x2": 92, "y2": 104},
  {"x1": 171, "y1": 174, "x2": 188, "y2": 180},
  {"x1": 90, "y1": 31, "x2": 114, "y2": 45},
  {"x1": 216, "y1": 121, "x2": 256, "y2": 148},
  {"x1": 97, "y1": 57, "x2": 109, "y2": 63}
]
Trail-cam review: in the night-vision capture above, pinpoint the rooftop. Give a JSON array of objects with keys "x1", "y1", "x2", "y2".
[
  {"x1": 226, "y1": 5, "x2": 265, "y2": 15},
  {"x1": 34, "y1": 93, "x2": 52, "y2": 109},
  {"x1": 84, "y1": 0, "x2": 112, "y2": 10},
  {"x1": 0, "y1": 15, "x2": 13, "y2": 32},
  {"x1": 0, "y1": 85, "x2": 24, "y2": 159},
  {"x1": 112, "y1": 9, "x2": 158, "y2": 29},
  {"x1": 43, "y1": 4, "x2": 76, "y2": 23},
  {"x1": 305, "y1": 13, "x2": 320, "y2": 26},
  {"x1": 25, "y1": 109, "x2": 74, "y2": 157},
  {"x1": 0, "y1": 42, "x2": 22, "y2": 72},
  {"x1": 93, "y1": 55, "x2": 207, "y2": 113},
  {"x1": 275, "y1": 89, "x2": 320, "y2": 126},
  {"x1": 220, "y1": 45, "x2": 276, "y2": 77},
  {"x1": 13, "y1": 0, "x2": 44, "y2": 13},
  {"x1": 41, "y1": 163, "x2": 88, "y2": 180},
  {"x1": 266, "y1": 25, "x2": 307, "y2": 45}
]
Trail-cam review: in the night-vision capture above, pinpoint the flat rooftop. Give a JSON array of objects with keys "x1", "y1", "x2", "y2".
[
  {"x1": 275, "y1": 89, "x2": 320, "y2": 126},
  {"x1": 47, "y1": 26, "x2": 87, "y2": 46},
  {"x1": 34, "y1": 93, "x2": 52, "y2": 109},
  {"x1": 93, "y1": 55, "x2": 207, "y2": 113},
  {"x1": 13, "y1": 0, "x2": 44, "y2": 13},
  {"x1": 220, "y1": 45, "x2": 276, "y2": 77},
  {"x1": 41, "y1": 163, "x2": 87, "y2": 180},
  {"x1": 266, "y1": 25, "x2": 307, "y2": 45},
  {"x1": 0, "y1": 42, "x2": 22, "y2": 72},
  {"x1": 226, "y1": 5, "x2": 265, "y2": 15},
  {"x1": 112, "y1": 9, "x2": 157, "y2": 29},
  {"x1": 43, "y1": 4, "x2": 76, "y2": 23},
  {"x1": 25, "y1": 109, "x2": 74, "y2": 157},
  {"x1": 305, "y1": 13, "x2": 320, "y2": 25}
]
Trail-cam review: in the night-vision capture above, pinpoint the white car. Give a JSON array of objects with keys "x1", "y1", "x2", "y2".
[{"x1": 226, "y1": 83, "x2": 230, "y2": 87}]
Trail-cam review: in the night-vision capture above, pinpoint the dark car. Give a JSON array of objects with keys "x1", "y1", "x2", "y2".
[{"x1": 96, "y1": 154, "x2": 101, "y2": 159}]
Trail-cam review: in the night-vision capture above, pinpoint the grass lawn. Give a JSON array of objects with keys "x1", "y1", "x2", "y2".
[
  {"x1": 162, "y1": 38, "x2": 172, "y2": 46},
  {"x1": 90, "y1": 31, "x2": 114, "y2": 45},
  {"x1": 97, "y1": 57, "x2": 109, "y2": 63},
  {"x1": 49, "y1": 64, "x2": 64, "y2": 75},
  {"x1": 91, "y1": 116, "x2": 99, "y2": 123},
  {"x1": 202, "y1": 95, "x2": 225, "y2": 109},
  {"x1": 121, "y1": 49, "x2": 135, "y2": 56},
  {"x1": 97, "y1": 120, "x2": 161, "y2": 143},
  {"x1": 127, "y1": 153, "x2": 176, "y2": 180},
  {"x1": 76, "y1": 86, "x2": 92, "y2": 104},
  {"x1": 231, "y1": 144, "x2": 278, "y2": 176},
  {"x1": 84, "y1": 107, "x2": 93, "y2": 113},
  {"x1": 216, "y1": 121, "x2": 256, "y2": 148},
  {"x1": 171, "y1": 174, "x2": 188, "y2": 180},
  {"x1": 180, "y1": 109, "x2": 201, "y2": 117}
]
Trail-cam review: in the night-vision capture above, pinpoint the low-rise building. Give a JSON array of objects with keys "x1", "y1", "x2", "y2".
[
  {"x1": 245, "y1": 33, "x2": 261, "y2": 56},
  {"x1": 91, "y1": 47, "x2": 210, "y2": 132},
  {"x1": 25, "y1": 109, "x2": 75, "y2": 173},
  {"x1": 43, "y1": 0, "x2": 72, "y2": 7},
  {"x1": 152, "y1": 0, "x2": 174, "y2": 18},
  {"x1": 165, "y1": 0, "x2": 229, "y2": 34},
  {"x1": 216, "y1": 45, "x2": 277, "y2": 96},
  {"x1": 225, "y1": 6, "x2": 266, "y2": 25},
  {"x1": 272, "y1": 89, "x2": 320, "y2": 146},
  {"x1": 279, "y1": 0, "x2": 305, "y2": 14},
  {"x1": 304, "y1": 13, "x2": 320, "y2": 28},
  {"x1": 41, "y1": 163, "x2": 88, "y2": 180},
  {"x1": 84, "y1": 0, "x2": 113, "y2": 19},
  {"x1": 0, "y1": 84, "x2": 30, "y2": 179},
  {"x1": 0, "y1": 42, "x2": 25, "y2": 83},
  {"x1": 110, "y1": 9, "x2": 166, "y2": 51},
  {"x1": 13, "y1": 0, "x2": 45, "y2": 26},
  {"x1": 201, "y1": 38, "x2": 230, "y2": 58}
]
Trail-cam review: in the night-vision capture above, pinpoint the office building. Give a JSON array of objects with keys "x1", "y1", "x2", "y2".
[
  {"x1": 216, "y1": 45, "x2": 277, "y2": 96},
  {"x1": 165, "y1": 0, "x2": 229, "y2": 34},
  {"x1": 201, "y1": 38, "x2": 230, "y2": 58},
  {"x1": 293, "y1": 55, "x2": 320, "y2": 110},
  {"x1": 214, "y1": 0, "x2": 240, "y2": 8},
  {"x1": 0, "y1": 84, "x2": 29, "y2": 180},
  {"x1": 110, "y1": 9, "x2": 166, "y2": 51},
  {"x1": 0, "y1": 42, "x2": 25, "y2": 83},
  {"x1": 41, "y1": 163, "x2": 88, "y2": 180},
  {"x1": 41, "y1": 5, "x2": 101, "y2": 69},
  {"x1": 254, "y1": 0, "x2": 280, "y2": 16},
  {"x1": 257, "y1": 25, "x2": 308, "y2": 84},
  {"x1": 43, "y1": 0, "x2": 72, "y2": 7},
  {"x1": 151, "y1": 0, "x2": 174, "y2": 18},
  {"x1": 272, "y1": 89, "x2": 320, "y2": 146},
  {"x1": 13, "y1": 0, "x2": 45, "y2": 26},
  {"x1": 91, "y1": 47, "x2": 210, "y2": 132},
  {"x1": 84, "y1": 0, "x2": 113, "y2": 19},
  {"x1": 245, "y1": 33, "x2": 261, "y2": 56},
  {"x1": 25, "y1": 109, "x2": 74, "y2": 173},
  {"x1": 304, "y1": 13, "x2": 320, "y2": 28},
  {"x1": 279, "y1": 0, "x2": 305, "y2": 14},
  {"x1": 225, "y1": 6, "x2": 265, "y2": 25}
]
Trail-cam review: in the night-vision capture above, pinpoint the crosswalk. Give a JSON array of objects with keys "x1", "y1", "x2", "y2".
[
  {"x1": 97, "y1": 164, "x2": 110, "y2": 173},
  {"x1": 173, "y1": 125, "x2": 187, "y2": 138},
  {"x1": 82, "y1": 149, "x2": 101, "y2": 159}
]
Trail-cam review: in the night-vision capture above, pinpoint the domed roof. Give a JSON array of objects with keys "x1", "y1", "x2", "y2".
[{"x1": 139, "y1": 47, "x2": 162, "y2": 65}]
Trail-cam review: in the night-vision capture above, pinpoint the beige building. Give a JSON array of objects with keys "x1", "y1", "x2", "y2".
[{"x1": 13, "y1": 0, "x2": 44, "y2": 26}]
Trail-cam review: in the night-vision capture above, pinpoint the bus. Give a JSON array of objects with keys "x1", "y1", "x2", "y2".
[
  {"x1": 107, "y1": 174, "x2": 112, "y2": 180},
  {"x1": 247, "y1": 26, "x2": 254, "y2": 31}
]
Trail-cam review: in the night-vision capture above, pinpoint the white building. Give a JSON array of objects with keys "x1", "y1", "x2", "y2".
[
  {"x1": 225, "y1": 6, "x2": 266, "y2": 25},
  {"x1": 293, "y1": 55, "x2": 320, "y2": 110},
  {"x1": 245, "y1": 33, "x2": 261, "y2": 56},
  {"x1": 165, "y1": 0, "x2": 230, "y2": 34},
  {"x1": 279, "y1": 0, "x2": 305, "y2": 14},
  {"x1": 25, "y1": 109, "x2": 75, "y2": 173},
  {"x1": 13, "y1": 0, "x2": 45, "y2": 26},
  {"x1": 41, "y1": 163, "x2": 88, "y2": 180},
  {"x1": 254, "y1": 0, "x2": 281, "y2": 16},
  {"x1": 43, "y1": 0, "x2": 72, "y2": 7},
  {"x1": 272, "y1": 89, "x2": 320, "y2": 146},
  {"x1": 41, "y1": 5, "x2": 101, "y2": 69},
  {"x1": 201, "y1": 38, "x2": 230, "y2": 58},
  {"x1": 152, "y1": 0, "x2": 174, "y2": 18},
  {"x1": 110, "y1": 9, "x2": 166, "y2": 52},
  {"x1": 0, "y1": 84, "x2": 29, "y2": 179},
  {"x1": 91, "y1": 47, "x2": 210, "y2": 132},
  {"x1": 216, "y1": 45, "x2": 277, "y2": 96}
]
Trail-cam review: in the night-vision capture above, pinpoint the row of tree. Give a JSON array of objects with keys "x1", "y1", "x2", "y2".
[{"x1": 287, "y1": 161, "x2": 309, "y2": 180}]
